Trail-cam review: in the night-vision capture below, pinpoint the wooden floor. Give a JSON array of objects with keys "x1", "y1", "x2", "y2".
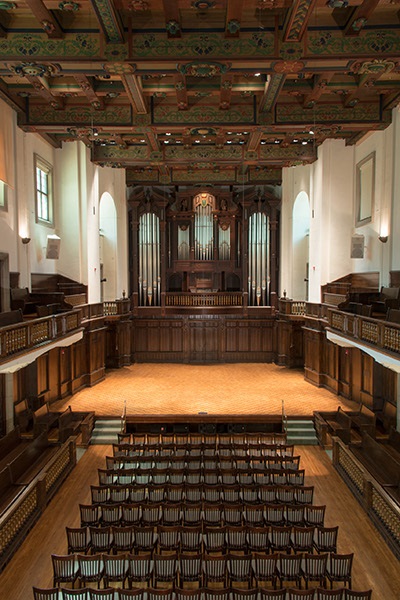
[
  {"x1": 51, "y1": 363, "x2": 359, "y2": 417},
  {"x1": 0, "y1": 444, "x2": 399, "y2": 600}
]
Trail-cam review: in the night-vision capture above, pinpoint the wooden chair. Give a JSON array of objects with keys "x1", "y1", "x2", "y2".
[
  {"x1": 165, "y1": 484, "x2": 184, "y2": 504},
  {"x1": 230, "y1": 588, "x2": 259, "y2": 600},
  {"x1": 259, "y1": 589, "x2": 287, "y2": 600},
  {"x1": 258, "y1": 485, "x2": 277, "y2": 504},
  {"x1": 228, "y1": 553, "x2": 253, "y2": 588},
  {"x1": 129, "y1": 485, "x2": 147, "y2": 504},
  {"x1": 287, "y1": 590, "x2": 316, "y2": 600},
  {"x1": 276, "y1": 486, "x2": 295, "y2": 505},
  {"x1": 277, "y1": 553, "x2": 303, "y2": 589},
  {"x1": 314, "y1": 526, "x2": 338, "y2": 554},
  {"x1": 203, "y1": 484, "x2": 222, "y2": 504},
  {"x1": 203, "y1": 526, "x2": 227, "y2": 554},
  {"x1": 103, "y1": 553, "x2": 128, "y2": 588},
  {"x1": 203, "y1": 470, "x2": 219, "y2": 486},
  {"x1": 88, "y1": 589, "x2": 116, "y2": 600},
  {"x1": 203, "y1": 588, "x2": 230, "y2": 600},
  {"x1": 98, "y1": 470, "x2": 116, "y2": 486},
  {"x1": 226, "y1": 525, "x2": 248, "y2": 553},
  {"x1": 344, "y1": 591, "x2": 372, "y2": 600},
  {"x1": 185, "y1": 483, "x2": 203, "y2": 504},
  {"x1": 91, "y1": 485, "x2": 110, "y2": 505},
  {"x1": 270, "y1": 527, "x2": 292, "y2": 553},
  {"x1": 89, "y1": 526, "x2": 113, "y2": 554},
  {"x1": 291, "y1": 526, "x2": 314, "y2": 554},
  {"x1": 117, "y1": 588, "x2": 146, "y2": 600},
  {"x1": 182, "y1": 502, "x2": 202, "y2": 526},
  {"x1": 175, "y1": 588, "x2": 202, "y2": 600},
  {"x1": 112, "y1": 525, "x2": 135, "y2": 554},
  {"x1": 223, "y1": 503, "x2": 243, "y2": 526},
  {"x1": 316, "y1": 589, "x2": 344, "y2": 600},
  {"x1": 61, "y1": 589, "x2": 89, "y2": 600},
  {"x1": 294, "y1": 486, "x2": 314, "y2": 505},
  {"x1": 178, "y1": 552, "x2": 203, "y2": 588},
  {"x1": 66, "y1": 527, "x2": 90, "y2": 554},
  {"x1": 133, "y1": 526, "x2": 158, "y2": 555},
  {"x1": 202, "y1": 555, "x2": 228, "y2": 587},
  {"x1": 265, "y1": 505, "x2": 285, "y2": 527},
  {"x1": 247, "y1": 526, "x2": 270, "y2": 553},
  {"x1": 252, "y1": 552, "x2": 279, "y2": 589},
  {"x1": 180, "y1": 525, "x2": 203, "y2": 553},
  {"x1": 152, "y1": 552, "x2": 178, "y2": 588},
  {"x1": 241, "y1": 484, "x2": 259, "y2": 504},
  {"x1": 286, "y1": 505, "x2": 305, "y2": 527},
  {"x1": 157, "y1": 525, "x2": 181, "y2": 553},
  {"x1": 287, "y1": 470, "x2": 305, "y2": 486},
  {"x1": 162, "y1": 503, "x2": 183, "y2": 526},
  {"x1": 127, "y1": 552, "x2": 153, "y2": 588},
  {"x1": 101, "y1": 504, "x2": 121, "y2": 527},
  {"x1": 244, "y1": 504, "x2": 265, "y2": 527},
  {"x1": 327, "y1": 554, "x2": 353, "y2": 590},
  {"x1": 148, "y1": 484, "x2": 166, "y2": 503},
  {"x1": 304, "y1": 505, "x2": 326, "y2": 528},
  {"x1": 33, "y1": 587, "x2": 59, "y2": 600},
  {"x1": 203, "y1": 503, "x2": 224, "y2": 527},
  {"x1": 80, "y1": 504, "x2": 100, "y2": 527},
  {"x1": 51, "y1": 554, "x2": 79, "y2": 588},
  {"x1": 220, "y1": 469, "x2": 237, "y2": 486},
  {"x1": 77, "y1": 554, "x2": 104, "y2": 589},
  {"x1": 110, "y1": 485, "x2": 130, "y2": 504},
  {"x1": 141, "y1": 503, "x2": 161, "y2": 526},
  {"x1": 302, "y1": 553, "x2": 328, "y2": 589},
  {"x1": 121, "y1": 503, "x2": 142, "y2": 526}
]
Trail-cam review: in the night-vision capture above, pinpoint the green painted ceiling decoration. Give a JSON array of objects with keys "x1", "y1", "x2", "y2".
[{"x1": 0, "y1": 0, "x2": 399, "y2": 185}]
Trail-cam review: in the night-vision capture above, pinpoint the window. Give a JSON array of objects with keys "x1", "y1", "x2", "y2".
[
  {"x1": 35, "y1": 155, "x2": 53, "y2": 225},
  {"x1": 0, "y1": 180, "x2": 7, "y2": 211}
]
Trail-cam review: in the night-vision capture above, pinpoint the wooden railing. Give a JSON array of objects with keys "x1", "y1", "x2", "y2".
[
  {"x1": 78, "y1": 299, "x2": 131, "y2": 320},
  {"x1": 0, "y1": 438, "x2": 76, "y2": 572},
  {"x1": 333, "y1": 437, "x2": 400, "y2": 560},
  {"x1": 328, "y1": 308, "x2": 400, "y2": 355},
  {"x1": 165, "y1": 292, "x2": 243, "y2": 307},
  {"x1": 0, "y1": 310, "x2": 82, "y2": 362}
]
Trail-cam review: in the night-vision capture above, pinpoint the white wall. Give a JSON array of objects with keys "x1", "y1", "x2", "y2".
[
  {"x1": 0, "y1": 105, "x2": 128, "y2": 302},
  {"x1": 281, "y1": 107, "x2": 400, "y2": 301}
]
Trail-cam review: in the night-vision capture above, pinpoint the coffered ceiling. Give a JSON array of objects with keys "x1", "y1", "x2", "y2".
[{"x1": 1, "y1": 0, "x2": 400, "y2": 186}]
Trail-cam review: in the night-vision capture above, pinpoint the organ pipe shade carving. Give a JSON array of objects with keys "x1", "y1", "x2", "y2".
[
  {"x1": 194, "y1": 193, "x2": 215, "y2": 260},
  {"x1": 138, "y1": 212, "x2": 161, "y2": 306},
  {"x1": 248, "y1": 212, "x2": 269, "y2": 306}
]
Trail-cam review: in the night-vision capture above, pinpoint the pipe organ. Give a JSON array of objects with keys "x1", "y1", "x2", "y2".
[{"x1": 130, "y1": 186, "x2": 280, "y2": 309}]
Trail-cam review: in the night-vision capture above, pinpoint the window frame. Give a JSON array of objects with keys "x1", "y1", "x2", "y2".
[
  {"x1": 355, "y1": 152, "x2": 375, "y2": 228},
  {"x1": 0, "y1": 180, "x2": 8, "y2": 212},
  {"x1": 34, "y1": 154, "x2": 54, "y2": 226}
]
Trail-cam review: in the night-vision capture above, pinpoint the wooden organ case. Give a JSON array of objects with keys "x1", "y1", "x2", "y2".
[{"x1": 128, "y1": 186, "x2": 281, "y2": 363}]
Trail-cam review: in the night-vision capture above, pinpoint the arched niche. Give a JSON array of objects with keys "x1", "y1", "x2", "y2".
[
  {"x1": 292, "y1": 191, "x2": 310, "y2": 300},
  {"x1": 99, "y1": 192, "x2": 117, "y2": 302}
]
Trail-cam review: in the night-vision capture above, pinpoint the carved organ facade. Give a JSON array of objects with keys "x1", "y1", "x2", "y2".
[{"x1": 129, "y1": 187, "x2": 280, "y2": 310}]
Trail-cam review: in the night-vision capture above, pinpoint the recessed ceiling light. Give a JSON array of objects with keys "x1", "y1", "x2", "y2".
[
  {"x1": 274, "y1": 140, "x2": 280, "y2": 144},
  {"x1": 166, "y1": 132, "x2": 171, "y2": 136},
  {"x1": 302, "y1": 141, "x2": 308, "y2": 145},
  {"x1": 261, "y1": 141, "x2": 266, "y2": 145},
  {"x1": 309, "y1": 129, "x2": 314, "y2": 135},
  {"x1": 164, "y1": 140, "x2": 169, "y2": 144},
  {"x1": 227, "y1": 141, "x2": 232, "y2": 144},
  {"x1": 195, "y1": 140, "x2": 200, "y2": 143},
  {"x1": 293, "y1": 139, "x2": 298, "y2": 143},
  {"x1": 254, "y1": 73, "x2": 261, "y2": 77}
]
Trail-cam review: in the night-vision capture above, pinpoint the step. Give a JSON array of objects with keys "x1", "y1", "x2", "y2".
[{"x1": 90, "y1": 418, "x2": 123, "y2": 445}]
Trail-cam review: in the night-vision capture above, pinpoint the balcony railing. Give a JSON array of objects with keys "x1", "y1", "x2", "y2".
[
  {"x1": 165, "y1": 292, "x2": 243, "y2": 308},
  {"x1": 0, "y1": 310, "x2": 82, "y2": 362}
]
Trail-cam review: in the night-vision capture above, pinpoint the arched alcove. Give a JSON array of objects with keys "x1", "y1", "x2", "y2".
[
  {"x1": 99, "y1": 192, "x2": 117, "y2": 302},
  {"x1": 292, "y1": 191, "x2": 310, "y2": 300}
]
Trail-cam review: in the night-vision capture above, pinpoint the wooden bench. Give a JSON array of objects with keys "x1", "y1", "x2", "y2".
[
  {"x1": 32, "y1": 403, "x2": 60, "y2": 437},
  {"x1": 57, "y1": 407, "x2": 95, "y2": 444},
  {"x1": 0, "y1": 432, "x2": 58, "y2": 515},
  {"x1": 349, "y1": 402, "x2": 376, "y2": 437},
  {"x1": 350, "y1": 432, "x2": 400, "y2": 503},
  {"x1": 314, "y1": 407, "x2": 352, "y2": 446},
  {"x1": 374, "y1": 398, "x2": 396, "y2": 432},
  {"x1": 0, "y1": 427, "x2": 31, "y2": 472}
]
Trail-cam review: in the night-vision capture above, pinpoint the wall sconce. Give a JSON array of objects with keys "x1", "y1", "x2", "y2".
[
  {"x1": 21, "y1": 237, "x2": 31, "y2": 244},
  {"x1": 378, "y1": 235, "x2": 388, "y2": 243}
]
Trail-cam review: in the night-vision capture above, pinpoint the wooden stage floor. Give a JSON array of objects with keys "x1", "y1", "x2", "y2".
[{"x1": 52, "y1": 363, "x2": 359, "y2": 418}]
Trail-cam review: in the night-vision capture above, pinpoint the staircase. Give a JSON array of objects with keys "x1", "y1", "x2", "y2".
[
  {"x1": 91, "y1": 418, "x2": 122, "y2": 445},
  {"x1": 285, "y1": 418, "x2": 319, "y2": 446}
]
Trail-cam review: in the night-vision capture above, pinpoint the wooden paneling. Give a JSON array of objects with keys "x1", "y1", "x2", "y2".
[
  {"x1": 105, "y1": 318, "x2": 133, "y2": 368},
  {"x1": 133, "y1": 316, "x2": 275, "y2": 363}
]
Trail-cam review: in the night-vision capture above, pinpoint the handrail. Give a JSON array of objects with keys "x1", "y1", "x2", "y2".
[{"x1": 165, "y1": 292, "x2": 243, "y2": 307}]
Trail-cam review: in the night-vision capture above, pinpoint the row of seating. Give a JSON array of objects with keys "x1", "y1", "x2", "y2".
[
  {"x1": 101, "y1": 469, "x2": 306, "y2": 487},
  {"x1": 50, "y1": 552, "x2": 355, "y2": 591},
  {"x1": 109, "y1": 456, "x2": 301, "y2": 472},
  {"x1": 113, "y1": 445, "x2": 295, "y2": 459},
  {"x1": 67, "y1": 525, "x2": 338, "y2": 555},
  {"x1": 34, "y1": 584, "x2": 372, "y2": 600},
  {"x1": 91, "y1": 484, "x2": 314, "y2": 505},
  {"x1": 80, "y1": 504, "x2": 326, "y2": 529},
  {"x1": 116, "y1": 433, "x2": 289, "y2": 448}
]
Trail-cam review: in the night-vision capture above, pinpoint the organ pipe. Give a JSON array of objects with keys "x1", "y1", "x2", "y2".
[
  {"x1": 248, "y1": 212, "x2": 268, "y2": 306},
  {"x1": 138, "y1": 212, "x2": 161, "y2": 306}
]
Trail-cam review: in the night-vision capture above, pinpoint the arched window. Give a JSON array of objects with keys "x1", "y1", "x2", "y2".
[
  {"x1": 138, "y1": 212, "x2": 160, "y2": 306},
  {"x1": 248, "y1": 211, "x2": 269, "y2": 306},
  {"x1": 194, "y1": 193, "x2": 215, "y2": 260}
]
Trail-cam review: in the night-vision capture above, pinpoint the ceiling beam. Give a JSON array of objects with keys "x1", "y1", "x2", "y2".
[
  {"x1": 25, "y1": 0, "x2": 63, "y2": 38},
  {"x1": 225, "y1": 0, "x2": 243, "y2": 38},
  {"x1": 173, "y1": 74, "x2": 188, "y2": 111},
  {"x1": 303, "y1": 73, "x2": 334, "y2": 109},
  {"x1": 162, "y1": 0, "x2": 182, "y2": 38},
  {"x1": 25, "y1": 76, "x2": 64, "y2": 110},
  {"x1": 247, "y1": 130, "x2": 263, "y2": 152},
  {"x1": 283, "y1": 0, "x2": 317, "y2": 42},
  {"x1": 121, "y1": 74, "x2": 147, "y2": 114},
  {"x1": 259, "y1": 74, "x2": 286, "y2": 113},
  {"x1": 74, "y1": 75, "x2": 104, "y2": 110},
  {"x1": 344, "y1": 0, "x2": 380, "y2": 36},
  {"x1": 89, "y1": 0, "x2": 124, "y2": 43},
  {"x1": 220, "y1": 74, "x2": 234, "y2": 110}
]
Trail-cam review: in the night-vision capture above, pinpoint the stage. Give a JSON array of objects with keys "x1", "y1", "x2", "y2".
[{"x1": 51, "y1": 363, "x2": 358, "y2": 420}]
